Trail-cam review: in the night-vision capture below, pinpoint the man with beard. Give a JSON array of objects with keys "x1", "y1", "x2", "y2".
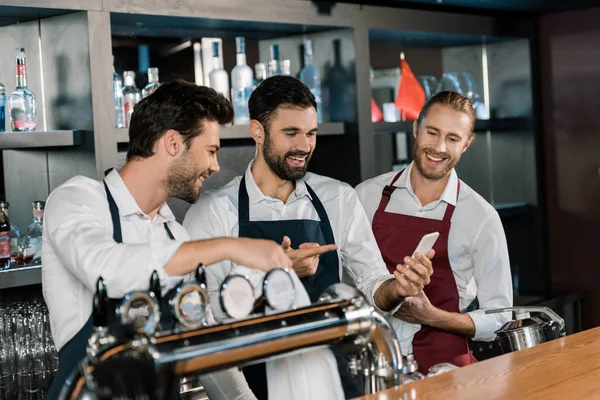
[
  {"x1": 183, "y1": 75, "x2": 434, "y2": 399},
  {"x1": 42, "y1": 80, "x2": 291, "y2": 400},
  {"x1": 355, "y1": 91, "x2": 513, "y2": 374}
]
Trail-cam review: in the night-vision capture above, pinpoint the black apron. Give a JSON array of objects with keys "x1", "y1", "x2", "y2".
[
  {"x1": 237, "y1": 176, "x2": 362, "y2": 400},
  {"x1": 46, "y1": 173, "x2": 175, "y2": 400}
]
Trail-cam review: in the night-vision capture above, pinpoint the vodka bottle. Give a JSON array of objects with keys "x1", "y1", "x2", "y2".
[
  {"x1": 122, "y1": 71, "x2": 142, "y2": 128},
  {"x1": 268, "y1": 44, "x2": 282, "y2": 77},
  {"x1": 255, "y1": 63, "x2": 267, "y2": 86},
  {"x1": 208, "y1": 42, "x2": 230, "y2": 100},
  {"x1": 18, "y1": 201, "x2": 44, "y2": 266},
  {"x1": 10, "y1": 48, "x2": 36, "y2": 132},
  {"x1": 231, "y1": 37, "x2": 254, "y2": 125},
  {"x1": 299, "y1": 39, "x2": 323, "y2": 123},
  {"x1": 113, "y1": 63, "x2": 125, "y2": 128},
  {"x1": 142, "y1": 67, "x2": 161, "y2": 98}
]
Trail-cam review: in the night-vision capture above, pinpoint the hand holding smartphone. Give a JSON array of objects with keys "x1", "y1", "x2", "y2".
[{"x1": 411, "y1": 232, "x2": 439, "y2": 259}]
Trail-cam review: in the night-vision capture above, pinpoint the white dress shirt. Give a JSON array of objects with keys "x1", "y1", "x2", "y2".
[
  {"x1": 183, "y1": 161, "x2": 394, "y2": 320},
  {"x1": 355, "y1": 163, "x2": 513, "y2": 343},
  {"x1": 42, "y1": 169, "x2": 255, "y2": 400}
]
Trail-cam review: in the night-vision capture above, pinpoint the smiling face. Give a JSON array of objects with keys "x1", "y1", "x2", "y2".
[
  {"x1": 261, "y1": 105, "x2": 318, "y2": 181},
  {"x1": 164, "y1": 120, "x2": 221, "y2": 203},
  {"x1": 412, "y1": 104, "x2": 474, "y2": 181}
]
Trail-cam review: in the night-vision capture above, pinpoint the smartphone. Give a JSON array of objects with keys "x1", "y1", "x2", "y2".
[{"x1": 411, "y1": 232, "x2": 440, "y2": 258}]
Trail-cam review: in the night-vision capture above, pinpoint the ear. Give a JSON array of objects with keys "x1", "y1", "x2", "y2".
[
  {"x1": 463, "y1": 133, "x2": 475, "y2": 153},
  {"x1": 412, "y1": 121, "x2": 418, "y2": 140},
  {"x1": 250, "y1": 120, "x2": 265, "y2": 146},
  {"x1": 162, "y1": 129, "x2": 183, "y2": 157}
]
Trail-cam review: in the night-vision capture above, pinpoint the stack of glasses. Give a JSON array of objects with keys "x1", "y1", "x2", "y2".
[{"x1": 0, "y1": 297, "x2": 58, "y2": 399}]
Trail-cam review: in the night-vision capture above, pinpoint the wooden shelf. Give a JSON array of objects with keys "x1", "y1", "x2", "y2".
[
  {"x1": 0, "y1": 130, "x2": 87, "y2": 149},
  {"x1": 115, "y1": 122, "x2": 346, "y2": 143},
  {"x1": 373, "y1": 118, "x2": 532, "y2": 134},
  {"x1": 0, "y1": 264, "x2": 42, "y2": 289}
]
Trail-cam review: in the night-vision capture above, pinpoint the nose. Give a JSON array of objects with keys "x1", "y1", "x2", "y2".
[
  {"x1": 431, "y1": 134, "x2": 447, "y2": 153},
  {"x1": 211, "y1": 154, "x2": 221, "y2": 174},
  {"x1": 294, "y1": 134, "x2": 312, "y2": 153}
]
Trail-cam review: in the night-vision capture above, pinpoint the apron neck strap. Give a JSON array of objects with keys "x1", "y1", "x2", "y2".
[
  {"x1": 377, "y1": 169, "x2": 405, "y2": 212},
  {"x1": 441, "y1": 180, "x2": 460, "y2": 223},
  {"x1": 239, "y1": 175, "x2": 332, "y2": 229},
  {"x1": 103, "y1": 178, "x2": 175, "y2": 243}
]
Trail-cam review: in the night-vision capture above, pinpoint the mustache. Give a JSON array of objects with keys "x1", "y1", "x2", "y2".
[
  {"x1": 422, "y1": 148, "x2": 450, "y2": 159},
  {"x1": 285, "y1": 150, "x2": 311, "y2": 158}
]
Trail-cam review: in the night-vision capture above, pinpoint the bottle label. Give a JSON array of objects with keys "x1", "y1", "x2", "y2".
[
  {"x1": 16, "y1": 64, "x2": 27, "y2": 77},
  {"x1": 13, "y1": 120, "x2": 36, "y2": 130},
  {"x1": 0, "y1": 232, "x2": 10, "y2": 259}
]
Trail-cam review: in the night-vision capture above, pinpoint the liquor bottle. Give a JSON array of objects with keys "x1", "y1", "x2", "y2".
[
  {"x1": 255, "y1": 63, "x2": 267, "y2": 86},
  {"x1": 299, "y1": 39, "x2": 323, "y2": 124},
  {"x1": 328, "y1": 39, "x2": 349, "y2": 122},
  {"x1": 268, "y1": 44, "x2": 282, "y2": 77},
  {"x1": 208, "y1": 42, "x2": 230, "y2": 100},
  {"x1": 0, "y1": 201, "x2": 22, "y2": 266},
  {"x1": 9, "y1": 48, "x2": 36, "y2": 132},
  {"x1": 18, "y1": 201, "x2": 45, "y2": 266},
  {"x1": 0, "y1": 207, "x2": 10, "y2": 270},
  {"x1": 113, "y1": 61, "x2": 125, "y2": 129},
  {"x1": 142, "y1": 67, "x2": 161, "y2": 98},
  {"x1": 231, "y1": 37, "x2": 254, "y2": 125},
  {"x1": 122, "y1": 71, "x2": 142, "y2": 128},
  {"x1": 0, "y1": 78, "x2": 5, "y2": 133},
  {"x1": 281, "y1": 59, "x2": 291, "y2": 76}
]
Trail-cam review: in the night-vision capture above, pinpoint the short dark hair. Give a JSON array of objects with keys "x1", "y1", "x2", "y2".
[
  {"x1": 417, "y1": 91, "x2": 476, "y2": 135},
  {"x1": 248, "y1": 75, "x2": 317, "y2": 131},
  {"x1": 127, "y1": 80, "x2": 234, "y2": 161}
]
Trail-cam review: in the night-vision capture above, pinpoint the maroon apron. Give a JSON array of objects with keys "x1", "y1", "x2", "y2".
[{"x1": 372, "y1": 169, "x2": 477, "y2": 374}]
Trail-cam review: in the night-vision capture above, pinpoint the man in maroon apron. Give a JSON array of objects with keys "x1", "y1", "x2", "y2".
[{"x1": 356, "y1": 91, "x2": 513, "y2": 374}]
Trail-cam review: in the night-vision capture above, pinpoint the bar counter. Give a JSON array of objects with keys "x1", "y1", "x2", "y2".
[{"x1": 356, "y1": 327, "x2": 600, "y2": 400}]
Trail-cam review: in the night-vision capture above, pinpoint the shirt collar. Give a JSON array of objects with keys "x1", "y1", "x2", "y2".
[
  {"x1": 243, "y1": 160, "x2": 312, "y2": 206},
  {"x1": 393, "y1": 162, "x2": 459, "y2": 206},
  {"x1": 103, "y1": 169, "x2": 176, "y2": 222}
]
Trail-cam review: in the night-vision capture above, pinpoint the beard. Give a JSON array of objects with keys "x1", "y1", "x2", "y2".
[
  {"x1": 263, "y1": 132, "x2": 312, "y2": 181},
  {"x1": 412, "y1": 143, "x2": 457, "y2": 181},
  {"x1": 164, "y1": 151, "x2": 202, "y2": 204}
]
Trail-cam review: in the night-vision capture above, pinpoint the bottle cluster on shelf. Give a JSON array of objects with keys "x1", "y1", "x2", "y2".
[
  {"x1": 112, "y1": 37, "x2": 326, "y2": 128},
  {"x1": 0, "y1": 48, "x2": 37, "y2": 133},
  {"x1": 0, "y1": 201, "x2": 44, "y2": 270}
]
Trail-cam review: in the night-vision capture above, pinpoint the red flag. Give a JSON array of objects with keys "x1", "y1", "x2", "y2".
[
  {"x1": 395, "y1": 54, "x2": 426, "y2": 120},
  {"x1": 371, "y1": 98, "x2": 383, "y2": 122}
]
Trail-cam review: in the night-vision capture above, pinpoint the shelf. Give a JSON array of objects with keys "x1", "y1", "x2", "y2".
[
  {"x1": 373, "y1": 118, "x2": 531, "y2": 134},
  {"x1": 115, "y1": 122, "x2": 346, "y2": 143},
  {"x1": 0, "y1": 130, "x2": 87, "y2": 150},
  {"x1": 0, "y1": 264, "x2": 41, "y2": 290},
  {"x1": 0, "y1": 5, "x2": 75, "y2": 27}
]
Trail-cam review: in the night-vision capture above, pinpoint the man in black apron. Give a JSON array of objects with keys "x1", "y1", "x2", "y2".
[
  {"x1": 42, "y1": 81, "x2": 291, "y2": 399},
  {"x1": 183, "y1": 76, "x2": 434, "y2": 399}
]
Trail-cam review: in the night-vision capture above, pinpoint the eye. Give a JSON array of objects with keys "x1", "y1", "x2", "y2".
[
  {"x1": 427, "y1": 131, "x2": 437, "y2": 136},
  {"x1": 286, "y1": 133, "x2": 296, "y2": 137},
  {"x1": 448, "y1": 137, "x2": 459, "y2": 143},
  {"x1": 307, "y1": 131, "x2": 317, "y2": 137}
]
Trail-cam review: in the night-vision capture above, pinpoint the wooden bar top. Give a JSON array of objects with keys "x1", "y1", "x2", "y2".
[{"x1": 357, "y1": 327, "x2": 600, "y2": 400}]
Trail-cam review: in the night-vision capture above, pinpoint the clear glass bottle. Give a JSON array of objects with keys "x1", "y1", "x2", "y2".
[
  {"x1": 10, "y1": 48, "x2": 36, "y2": 132},
  {"x1": 18, "y1": 201, "x2": 45, "y2": 266},
  {"x1": 0, "y1": 78, "x2": 6, "y2": 133},
  {"x1": 208, "y1": 42, "x2": 230, "y2": 100},
  {"x1": 255, "y1": 63, "x2": 267, "y2": 86},
  {"x1": 231, "y1": 37, "x2": 254, "y2": 125},
  {"x1": 299, "y1": 39, "x2": 323, "y2": 124},
  {"x1": 0, "y1": 201, "x2": 22, "y2": 266},
  {"x1": 281, "y1": 59, "x2": 291, "y2": 76},
  {"x1": 142, "y1": 67, "x2": 161, "y2": 98},
  {"x1": 113, "y1": 61, "x2": 125, "y2": 129},
  {"x1": 268, "y1": 44, "x2": 282, "y2": 77},
  {"x1": 122, "y1": 71, "x2": 142, "y2": 128}
]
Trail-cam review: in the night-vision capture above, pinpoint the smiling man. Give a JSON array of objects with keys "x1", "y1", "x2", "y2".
[
  {"x1": 42, "y1": 80, "x2": 292, "y2": 399},
  {"x1": 183, "y1": 75, "x2": 434, "y2": 399},
  {"x1": 356, "y1": 91, "x2": 513, "y2": 373}
]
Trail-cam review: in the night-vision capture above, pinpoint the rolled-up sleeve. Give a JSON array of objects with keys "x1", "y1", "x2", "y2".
[
  {"x1": 339, "y1": 187, "x2": 394, "y2": 313},
  {"x1": 467, "y1": 211, "x2": 513, "y2": 341},
  {"x1": 44, "y1": 184, "x2": 183, "y2": 297}
]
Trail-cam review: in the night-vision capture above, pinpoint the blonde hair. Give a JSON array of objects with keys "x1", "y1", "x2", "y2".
[{"x1": 416, "y1": 91, "x2": 476, "y2": 134}]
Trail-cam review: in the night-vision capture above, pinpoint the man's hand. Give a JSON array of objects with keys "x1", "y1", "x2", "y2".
[
  {"x1": 230, "y1": 237, "x2": 293, "y2": 272},
  {"x1": 281, "y1": 236, "x2": 338, "y2": 278},
  {"x1": 390, "y1": 250, "x2": 434, "y2": 298},
  {"x1": 393, "y1": 290, "x2": 435, "y2": 324},
  {"x1": 373, "y1": 250, "x2": 434, "y2": 311}
]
